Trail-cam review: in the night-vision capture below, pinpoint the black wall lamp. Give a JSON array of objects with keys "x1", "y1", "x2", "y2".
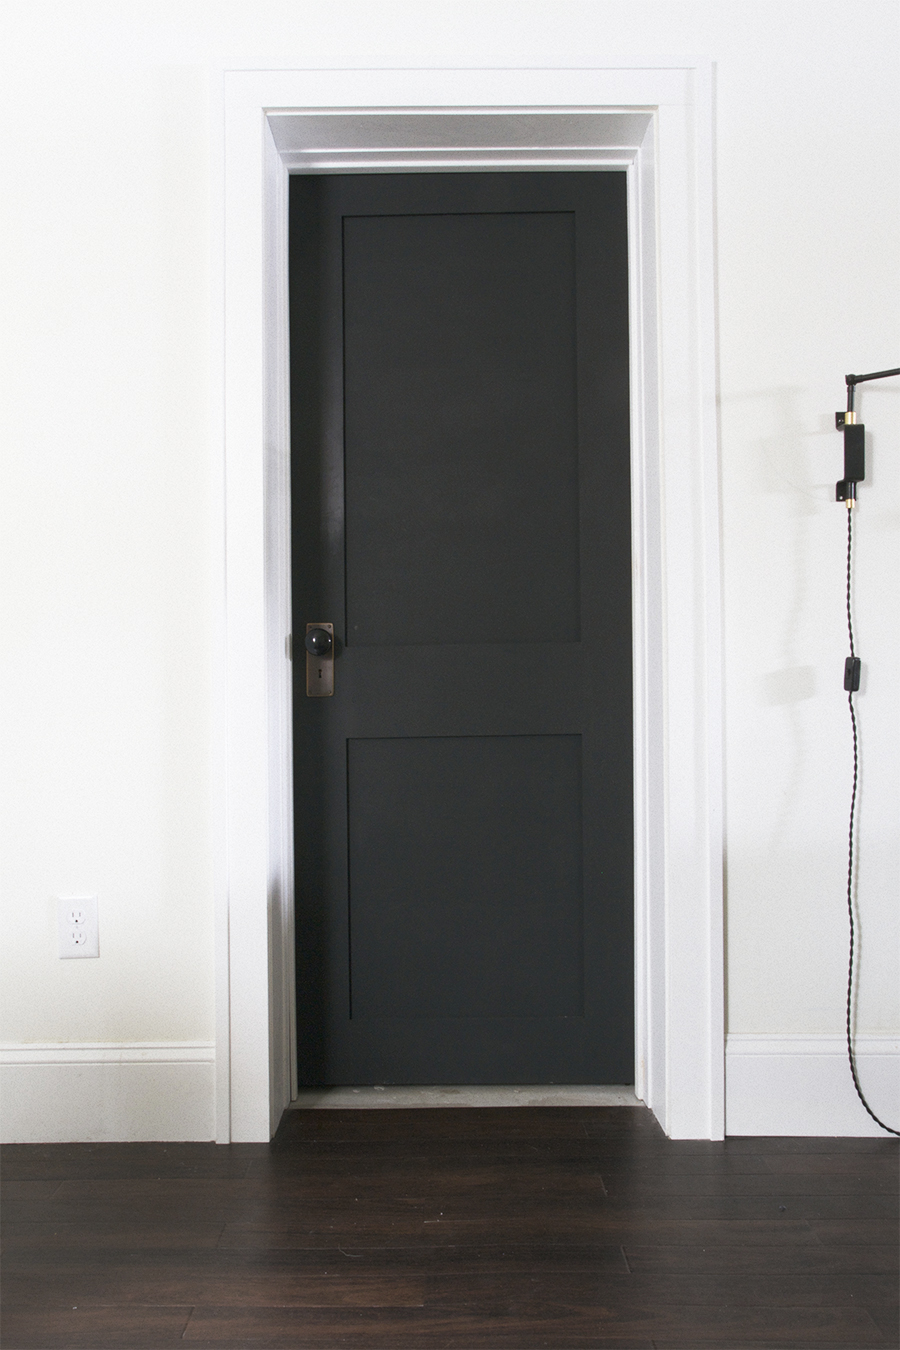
[{"x1": 834, "y1": 366, "x2": 900, "y2": 505}]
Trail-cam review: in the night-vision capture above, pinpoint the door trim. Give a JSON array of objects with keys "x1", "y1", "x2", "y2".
[{"x1": 218, "y1": 64, "x2": 724, "y2": 1141}]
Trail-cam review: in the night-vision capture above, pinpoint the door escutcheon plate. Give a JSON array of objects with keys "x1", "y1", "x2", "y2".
[{"x1": 305, "y1": 623, "x2": 334, "y2": 696}]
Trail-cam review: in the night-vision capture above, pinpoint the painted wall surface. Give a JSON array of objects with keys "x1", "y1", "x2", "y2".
[{"x1": 1, "y1": 2, "x2": 897, "y2": 1123}]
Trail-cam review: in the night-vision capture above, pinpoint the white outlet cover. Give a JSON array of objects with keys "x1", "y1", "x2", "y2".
[{"x1": 57, "y1": 895, "x2": 99, "y2": 959}]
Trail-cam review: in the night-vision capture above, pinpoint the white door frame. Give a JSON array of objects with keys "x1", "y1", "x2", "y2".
[{"x1": 217, "y1": 64, "x2": 724, "y2": 1142}]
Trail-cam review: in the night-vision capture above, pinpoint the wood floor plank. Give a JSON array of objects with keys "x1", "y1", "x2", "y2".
[
  {"x1": 590, "y1": 1152, "x2": 777, "y2": 1174},
  {"x1": 2, "y1": 1197, "x2": 243, "y2": 1226},
  {"x1": 714, "y1": 1136, "x2": 899, "y2": 1155},
  {"x1": 810, "y1": 1219, "x2": 900, "y2": 1244},
  {"x1": 2, "y1": 1271, "x2": 428, "y2": 1308},
  {"x1": 0, "y1": 1178, "x2": 62, "y2": 1200},
  {"x1": 762, "y1": 1151, "x2": 899, "y2": 1178},
  {"x1": 6, "y1": 1193, "x2": 894, "y2": 1233},
  {"x1": 624, "y1": 1242, "x2": 899, "y2": 1274},
  {"x1": 41, "y1": 1179, "x2": 888, "y2": 1221},
  {"x1": 649, "y1": 1323, "x2": 890, "y2": 1350},
  {"x1": 650, "y1": 1343, "x2": 888, "y2": 1350},
  {"x1": 215, "y1": 1215, "x2": 825, "y2": 1242},
  {"x1": 0, "y1": 1241, "x2": 631, "y2": 1276},
  {"x1": 601, "y1": 1170, "x2": 894, "y2": 1196},
  {"x1": 274, "y1": 1106, "x2": 661, "y2": 1144},
  {"x1": 180, "y1": 1302, "x2": 888, "y2": 1347},
  {"x1": 0, "y1": 1304, "x2": 192, "y2": 1348},
  {"x1": 412, "y1": 1271, "x2": 898, "y2": 1308},
  {"x1": 250, "y1": 1144, "x2": 779, "y2": 1174},
  {"x1": 8, "y1": 1267, "x2": 892, "y2": 1313},
  {"x1": 49, "y1": 1164, "x2": 611, "y2": 1201},
  {"x1": 594, "y1": 1193, "x2": 898, "y2": 1220},
  {"x1": 650, "y1": 1338, "x2": 888, "y2": 1350},
  {"x1": 268, "y1": 1133, "x2": 731, "y2": 1151},
  {"x1": 181, "y1": 1303, "x2": 656, "y2": 1346},
  {"x1": 1, "y1": 1219, "x2": 226, "y2": 1250},
  {"x1": 0, "y1": 1141, "x2": 262, "y2": 1180}
]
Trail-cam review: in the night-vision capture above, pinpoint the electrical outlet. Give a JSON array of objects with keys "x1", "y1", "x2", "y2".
[{"x1": 57, "y1": 896, "x2": 99, "y2": 959}]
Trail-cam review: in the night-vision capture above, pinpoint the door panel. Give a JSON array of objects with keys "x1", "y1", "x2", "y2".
[
  {"x1": 343, "y1": 210, "x2": 580, "y2": 646},
  {"x1": 291, "y1": 171, "x2": 632, "y2": 1086},
  {"x1": 348, "y1": 734, "x2": 584, "y2": 1020}
]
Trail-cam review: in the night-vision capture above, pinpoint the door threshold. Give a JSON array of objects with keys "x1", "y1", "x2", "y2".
[{"x1": 290, "y1": 1085, "x2": 641, "y2": 1109}]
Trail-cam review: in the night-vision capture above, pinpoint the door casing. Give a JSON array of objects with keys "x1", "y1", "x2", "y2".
[{"x1": 219, "y1": 64, "x2": 724, "y2": 1142}]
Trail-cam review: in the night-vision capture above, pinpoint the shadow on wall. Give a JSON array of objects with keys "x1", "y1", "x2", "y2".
[
  {"x1": 724, "y1": 383, "x2": 827, "y2": 858},
  {"x1": 758, "y1": 665, "x2": 816, "y2": 705}
]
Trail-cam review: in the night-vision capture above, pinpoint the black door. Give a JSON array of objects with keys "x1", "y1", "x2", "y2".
[{"x1": 290, "y1": 172, "x2": 632, "y2": 1086}]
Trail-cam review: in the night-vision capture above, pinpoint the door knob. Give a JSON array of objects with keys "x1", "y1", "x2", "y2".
[{"x1": 304, "y1": 627, "x2": 333, "y2": 656}]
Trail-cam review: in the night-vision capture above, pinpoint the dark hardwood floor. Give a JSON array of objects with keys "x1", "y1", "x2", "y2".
[{"x1": 2, "y1": 1106, "x2": 897, "y2": 1348}]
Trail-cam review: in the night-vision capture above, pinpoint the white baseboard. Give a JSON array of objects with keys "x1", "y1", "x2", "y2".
[
  {"x1": 0, "y1": 1043, "x2": 216, "y2": 1143},
  {"x1": 3, "y1": 1037, "x2": 897, "y2": 1142},
  {"x1": 726, "y1": 1034, "x2": 900, "y2": 1137}
]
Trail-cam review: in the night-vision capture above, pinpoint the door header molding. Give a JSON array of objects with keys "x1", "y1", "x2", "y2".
[
  {"x1": 218, "y1": 63, "x2": 723, "y2": 1141},
  {"x1": 267, "y1": 109, "x2": 653, "y2": 171}
]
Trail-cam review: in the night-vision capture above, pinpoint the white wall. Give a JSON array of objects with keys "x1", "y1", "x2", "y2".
[{"x1": 1, "y1": 0, "x2": 897, "y2": 1139}]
